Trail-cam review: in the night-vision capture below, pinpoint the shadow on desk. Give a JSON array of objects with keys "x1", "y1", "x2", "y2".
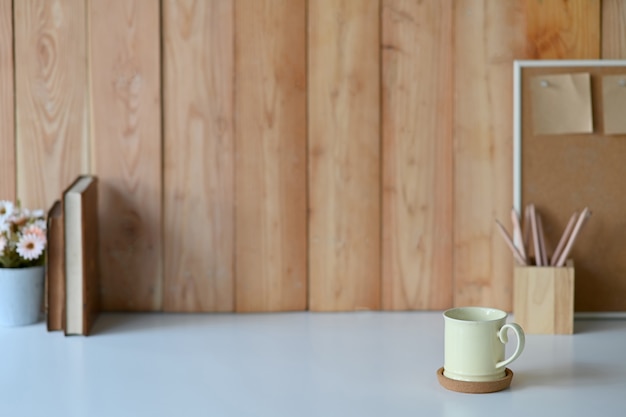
[
  {"x1": 89, "y1": 312, "x2": 240, "y2": 336},
  {"x1": 89, "y1": 313, "x2": 158, "y2": 335}
]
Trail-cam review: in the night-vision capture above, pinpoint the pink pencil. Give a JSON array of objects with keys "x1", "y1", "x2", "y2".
[
  {"x1": 511, "y1": 208, "x2": 527, "y2": 263},
  {"x1": 536, "y1": 213, "x2": 548, "y2": 266},
  {"x1": 550, "y1": 211, "x2": 578, "y2": 266},
  {"x1": 495, "y1": 220, "x2": 527, "y2": 266},
  {"x1": 523, "y1": 205, "x2": 532, "y2": 258},
  {"x1": 555, "y1": 207, "x2": 591, "y2": 267},
  {"x1": 529, "y1": 205, "x2": 542, "y2": 266}
]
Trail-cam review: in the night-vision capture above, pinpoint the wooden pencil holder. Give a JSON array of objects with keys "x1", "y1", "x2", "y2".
[{"x1": 513, "y1": 259, "x2": 574, "y2": 334}]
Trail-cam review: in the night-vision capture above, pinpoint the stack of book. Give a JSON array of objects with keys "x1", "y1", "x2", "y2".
[{"x1": 45, "y1": 175, "x2": 100, "y2": 336}]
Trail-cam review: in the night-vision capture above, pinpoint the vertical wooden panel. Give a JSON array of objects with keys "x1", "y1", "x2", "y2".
[
  {"x1": 309, "y1": 0, "x2": 381, "y2": 311},
  {"x1": 0, "y1": 0, "x2": 15, "y2": 200},
  {"x1": 235, "y1": 0, "x2": 307, "y2": 312},
  {"x1": 453, "y1": 0, "x2": 527, "y2": 310},
  {"x1": 524, "y1": 0, "x2": 601, "y2": 59},
  {"x1": 602, "y1": 0, "x2": 626, "y2": 58},
  {"x1": 90, "y1": 0, "x2": 162, "y2": 311},
  {"x1": 14, "y1": 0, "x2": 87, "y2": 211},
  {"x1": 381, "y1": 0, "x2": 453, "y2": 310},
  {"x1": 162, "y1": 0, "x2": 234, "y2": 312}
]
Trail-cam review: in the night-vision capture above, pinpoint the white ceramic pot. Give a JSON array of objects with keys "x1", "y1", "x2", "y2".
[{"x1": 0, "y1": 266, "x2": 45, "y2": 326}]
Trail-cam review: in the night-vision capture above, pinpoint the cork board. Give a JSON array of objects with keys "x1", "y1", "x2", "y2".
[{"x1": 514, "y1": 60, "x2": 626, "y2": 313}]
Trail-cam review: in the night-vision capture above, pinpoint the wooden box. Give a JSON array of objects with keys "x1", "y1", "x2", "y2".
[{"x1": 513, "y1": 260, "x2": 574, "y2": 334}]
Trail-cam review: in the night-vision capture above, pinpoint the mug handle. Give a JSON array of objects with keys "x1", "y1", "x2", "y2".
[{"x1": 495, "y1": 323, "x2": 525, "y2": 369}]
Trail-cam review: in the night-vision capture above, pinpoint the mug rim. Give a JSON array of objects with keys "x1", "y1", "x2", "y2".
[{"x1": 443, "y1": 306, "x2": 507, "y2": 323}]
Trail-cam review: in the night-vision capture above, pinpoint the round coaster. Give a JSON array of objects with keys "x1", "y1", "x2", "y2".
[{"x1": 436, "y1": 367, "x2": 514, "y2": 394}]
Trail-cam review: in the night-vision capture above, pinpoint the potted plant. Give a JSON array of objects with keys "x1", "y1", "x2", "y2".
[{"x1": 0, "y1": 200, "x2": 47, "y2": 326}]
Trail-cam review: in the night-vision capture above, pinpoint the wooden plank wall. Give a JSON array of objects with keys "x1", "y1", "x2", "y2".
[
  {"x1": 14, "y1": 0, "x2": 87, "y2": 211},
  {"x1": 235, "y1": 0, "x2": 307, "y2": 312},
  {"x1": 308, "y1": 0, "x2": 381, "y2": 311},
  {"x1": 602, "y1": 0, "x2": 626, "y2": 58},
  {"x1": 381, "y1": 0, "x2": 453, "y2": 310},
  {"x1": 90, "y1": 0, "x2": 162, "y2": 311},
  {"x1": 3, "y1": 0, "x2": 619, "y2": 312},
  {"x1": 162, "y1": 0, "x2": 235, "y2": 312},
  {"x1": 0, "y1": 0, "x2": 14, "y2": 201}
]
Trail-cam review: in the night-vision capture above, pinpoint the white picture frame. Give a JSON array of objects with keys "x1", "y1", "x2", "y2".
[{"x1": 513, "y1": 59, "x2": 626, "y2": 319}]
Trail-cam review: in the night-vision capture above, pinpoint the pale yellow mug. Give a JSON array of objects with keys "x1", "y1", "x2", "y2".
[{"x1": 443, "y1": 306, "x2": 525, "y2": 382}]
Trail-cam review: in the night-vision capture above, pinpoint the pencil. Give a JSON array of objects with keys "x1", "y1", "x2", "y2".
[
  {"x1": 555, "y1": 207, "x2": 591, "y2": 267},
  {"x1": 523, "y1": 205, "x2": 532, "y2": 258},
  {"x1": 550, "y1": 211, "x2": 578, "y2": 266},
  {"x1": 536, "y1": 213, "x2": 548, "y2": 266},
  {"x1": 529, "y1": 204, "x2": 542, "y2": 266},
  {"x1": 495, "y1": 219, "x2": 527, "y2": 266},
  {"x1": 511, "y1": 208, "x2": 527, "y2": 263}
]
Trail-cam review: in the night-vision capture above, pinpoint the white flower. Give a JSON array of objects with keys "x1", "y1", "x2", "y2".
[
  {"x1": 0, "y1": 235, "x2": 6, "y2": 255},
  {"x1": 0, "y1": 201, "x2": 14, "y2": 221},
  {"x1": 30, "y1": 209, "x2": 45, "y2": 218},
  {"x1": 16, "y1": 233, "x2": 46, "y2": 261},
  {"x1": 0, "y1": 220, "x2": 10, "y2": 234}
]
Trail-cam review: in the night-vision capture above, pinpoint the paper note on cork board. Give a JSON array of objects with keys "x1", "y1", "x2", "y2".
[
  {"x1": 602, "y1": 75, "x2": 626, "y2": 135},
  {"x1": 530, "y1": 73, "x2": 593, "y2": 135}
]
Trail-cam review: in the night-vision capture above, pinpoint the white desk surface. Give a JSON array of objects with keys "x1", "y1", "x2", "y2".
[{"x1": 0, "y1": 312, "x2": 625, "y2": 416}]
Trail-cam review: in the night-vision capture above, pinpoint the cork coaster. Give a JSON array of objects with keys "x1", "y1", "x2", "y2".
[{"x1": 436, "y1": 367, "x2": 514, "y2": 393}]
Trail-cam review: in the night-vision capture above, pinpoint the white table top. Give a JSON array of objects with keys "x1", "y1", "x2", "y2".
[{"x1": 0, "y1": 312, "x2": 625, "y2": 416}]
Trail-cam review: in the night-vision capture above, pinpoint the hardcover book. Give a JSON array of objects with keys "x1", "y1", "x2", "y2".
[
  {"x1": 63, "y1": 175, "x2": 100, "y2": 336},
  {"x1": 45, "y1": 200, "x2": 65, "y2": 331}
]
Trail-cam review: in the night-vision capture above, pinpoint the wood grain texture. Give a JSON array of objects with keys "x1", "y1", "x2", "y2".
[
  {"x1": 89, "y1": 0, "x2": 162, "y2": 311},
  {"x1": 453, "y1": 1, "x2": 527, "y2": 310},
  {"x1": 524, "y1": 0, "x2": 600, "y2": 59},
  {"x1": 513, "y1": 261, "x2": 574, "y2": 334},
  {"x1": 0, "y1": 0, "x2": 15, "y2": 201},
  {"x1": 602, "y1": 0, "x2": 626, "y2": 58},
  {"x1": 382, "y1": 0, "x2": 453, "y2": 310},
  {"x1": 14, "y1": 0, "x2": 87, "y2": 211},
  {"x1": 308, "y1": 0, "x2": 381, "y2": 311},
  {"x1": 162, "y1": 0, "x2": 234, "y2": 312},
  {"x1": 7, "y1": 0, "x2": 618, "y2": 312},
  {"x1": 235, "y1": 0, "x2": 307, "y2": 312}
]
